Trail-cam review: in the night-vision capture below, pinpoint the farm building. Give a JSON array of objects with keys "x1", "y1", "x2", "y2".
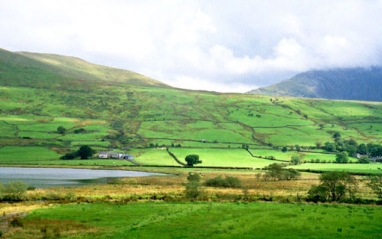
[{"x1": 98, "y1": 151, "x2": 134, "y2": 160}]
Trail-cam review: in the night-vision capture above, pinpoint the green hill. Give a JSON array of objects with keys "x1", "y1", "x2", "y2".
[
  {"x1": 1, "y1": 48, "x2": 382, "y2": 171},
  {"x1": 0, "y1": 48, "x2": 168, "y2": 89},
  {"x1": 248, "y1": 67, "x2": 382, "y2": 101}
]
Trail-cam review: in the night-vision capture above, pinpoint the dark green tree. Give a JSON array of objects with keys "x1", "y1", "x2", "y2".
[
  {"x1": 281, "y1": 146, "x2": 288, "y2": 152},
  {"x1": 346, "y1": 145, "x2": 357, "y2": 157},
  {"x1": 185, "y1": 154, "x2": 202, "y2": 167},
  {"x1": 358, "y1": 155, "x2": 370, "y2": 164},
  {"x1": 357, "y1": 143, "x2": 368, "y2": 155},
  {"x1": 335, "y1": 151, "x2": 349, "y2": 163},
  {"x1": 333, "y1": 132, "x2": 341, "y2": 139},
  {"x1": 57, "y1": 126, "x2": 66, "y2": 134},
  {"x1": 77, "y1": 145, "x2": 95, "y2": 159},
  {"x1": 308, "y1": 171, "x2": 357, "y2": 202}
]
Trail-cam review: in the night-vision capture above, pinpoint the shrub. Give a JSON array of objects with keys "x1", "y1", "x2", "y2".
[
  {"x1": 358, "y1": 156, "x2": 370, "y2": 164},
  {"x1": 57, "y1": 126, "x2": 66, "y2": 134},
  {"x1": 60, "y1": 152, "x2": 79, "y2": 160},
  {"x1": 187, "y1": 172, "x2": 202, "y2": 183},
  {"x1": 27, "y1": 186, "x2": 36, "y2": 191},
  {"x1": 204, "y1": 176, "x2": 242, "y2": 188},
  {"x1": 0, "y1": 181, "x2": 28, "y2": 201},
  {"x1": 291, "y1": 155, "x2": 301, "y2": 165}
]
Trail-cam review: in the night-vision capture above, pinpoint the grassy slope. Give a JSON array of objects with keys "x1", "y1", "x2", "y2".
[{"x1": 1, "y1": 49, "x2": 382, "y2": 171}]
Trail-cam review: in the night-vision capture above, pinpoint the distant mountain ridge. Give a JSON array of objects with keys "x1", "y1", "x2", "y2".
[
  {"x1": 0, "y1": 48, "x2": 168, "y2": 89},
  {"x1": 248, "y1": 67, "x2": 382, "y2": 102}
]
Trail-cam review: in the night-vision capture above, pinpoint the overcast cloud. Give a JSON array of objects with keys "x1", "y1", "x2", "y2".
[{"x1": 1, "y1": 0, "x2": 382, "y2": 92}]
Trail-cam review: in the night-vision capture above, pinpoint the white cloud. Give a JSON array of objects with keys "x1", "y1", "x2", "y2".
[{"x1": 1, "y1": 0, "x2": 382, "y2": 92}]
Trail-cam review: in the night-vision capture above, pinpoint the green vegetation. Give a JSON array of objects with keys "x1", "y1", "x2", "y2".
[
  {"x1": 185, "y1": 154, "x2": 202, "y2": 167},
  {"x1": 204, "y1": 175, "x2": 242, "y2": 188},
  {"x1": 307, "y1": 171, "x2": 357, "y2": 202},
  {"x1": 0, "y1": 181, "x2": 28, "y2": 201},
  {"x1": 18, "y1": 202, "x2": 382, "y2": 238}
]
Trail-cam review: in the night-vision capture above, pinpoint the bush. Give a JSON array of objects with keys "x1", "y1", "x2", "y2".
[
  {"x1": 0, "y1": 181, "x2": 28, "y2": 201},
  {"x1": 57, "y1": 126, "x2": 66, "y2": 134},
  {"x1": 60, "y1": 145, "x2": 95, "y2": 160},
  {"x1": 60, "y1": 152, "x2": 79, "y2": 160},
  {"x1": 358, "y1": 156, "x2": 370, "y2": 164},
  {"x1": 27, "y1": 186, "x2": 36, "y2": 191},
  {"x1": 187, "y1": 172, "x2": 202, "y2": 183},
  {"x1": 291, "y1": 155, "x2": 301, "y2": 165},
  {"x1": 204, "y1": 176, "x2": 242, "y2": 188},
  {"x1": 185, "y1": 181, "x2": 203, "y2": 199}
]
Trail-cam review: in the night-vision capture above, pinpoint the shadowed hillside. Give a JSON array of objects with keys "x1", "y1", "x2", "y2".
[{"x1": 249, "y1": 67, "x2": 382, "y2": 102}]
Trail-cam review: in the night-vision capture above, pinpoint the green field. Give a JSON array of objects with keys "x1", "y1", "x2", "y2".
[
  {"x1": 290, "y1": 163, "x2": 382, "y2": 174},
  {"x1": 21, "y1": 202, "x2": 382, "y2": 239},
  {"x1": 170, "y1": 148, "x2": 274, "y2": 168},
  {"x1": 0, "y1": 146, "x2": 60, "y2": 164}
]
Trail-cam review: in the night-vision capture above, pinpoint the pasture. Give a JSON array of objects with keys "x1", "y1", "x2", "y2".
[{"x1": 15, "y1": 202, "x2": 382, "y2": 239}]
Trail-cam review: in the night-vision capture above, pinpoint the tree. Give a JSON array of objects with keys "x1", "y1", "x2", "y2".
[
  {"x1": 184, "y1": 172, "x2": 203, "y2": 198},
  {"x1": 307, "y1": 171, "x2": 358, "y2": 202},
  {"x1": 281, "y1": 146, "x2": 288, "y2": 152},
  {"x1": 282, "y1": 168, "x2": 301, "y2": 180},
  {"x1": 357, "y1": 143, "x2": 368, "y2": 155},
  {"x1": 346, "y1": 145, "x2": 357, "y2": 157},
  {"x1": 358, "y1": 155, "x2": 370, "y2": 164},
  {"x1": 335, "y1": 151, "x2": 349, "y2": 163},
  {"x1": 295, "y1": 145, "x2": 301, "y2": 152},
  {"x1": 291, "y1": 155, "x2": 301, "y2": 165},
  {"x1": 333, "y1": 131, "x2": 341, "y2": 139},
  {"x1": 57, "y1": 126, "x2": 66, "y2": 135},
  {"x1": 315, "y1": 141, "x2": 322, "y2": 149},
  {"x1": 77, "y1": 145, "x2": 95, "y2": 159},
  {"x1": 185, "y1": 154, "x2": 202, "y2": 167},
  {"x1": 324, "y1": 142, "x2": 336, "y2": 152}
]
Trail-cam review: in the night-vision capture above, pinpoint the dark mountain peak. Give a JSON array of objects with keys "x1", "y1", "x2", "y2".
[{"x1": 248, "y1": 66, "x2": 382, "y2": 102}]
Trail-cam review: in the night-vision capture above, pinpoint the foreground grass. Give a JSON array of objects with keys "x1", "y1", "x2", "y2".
[{"x1": 12, "y1": 202, "x2": 382, "y2": 238}]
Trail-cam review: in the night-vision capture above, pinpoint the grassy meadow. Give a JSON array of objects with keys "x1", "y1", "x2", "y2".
[{"x1": 11, "y1": 202, "x2": 381, "y2": 239}]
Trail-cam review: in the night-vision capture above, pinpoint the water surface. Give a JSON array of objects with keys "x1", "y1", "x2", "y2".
[{"x1": 0, "y1": 167, "x2": 164, "y2": 188}]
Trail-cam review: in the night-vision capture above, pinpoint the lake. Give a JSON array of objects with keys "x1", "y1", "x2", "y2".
[{"x1": 0, "y1": 167, "x2": 164, "y2": 188}]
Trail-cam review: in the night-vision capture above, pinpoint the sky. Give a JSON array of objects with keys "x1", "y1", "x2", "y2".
[{"x1": 1, "y1": 0, "x2": 382, "y2": 92}]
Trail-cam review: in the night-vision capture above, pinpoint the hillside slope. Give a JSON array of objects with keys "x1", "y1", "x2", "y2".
[
  {"x1": 0, "y1": 48, "x2": 168, "y2": 88},
  {"x1": 1, "y1": 48, "x2": 382, "y2": 169},
  {"x1": 248, "y1": 67, "x2": 382, "y2": 101}
]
